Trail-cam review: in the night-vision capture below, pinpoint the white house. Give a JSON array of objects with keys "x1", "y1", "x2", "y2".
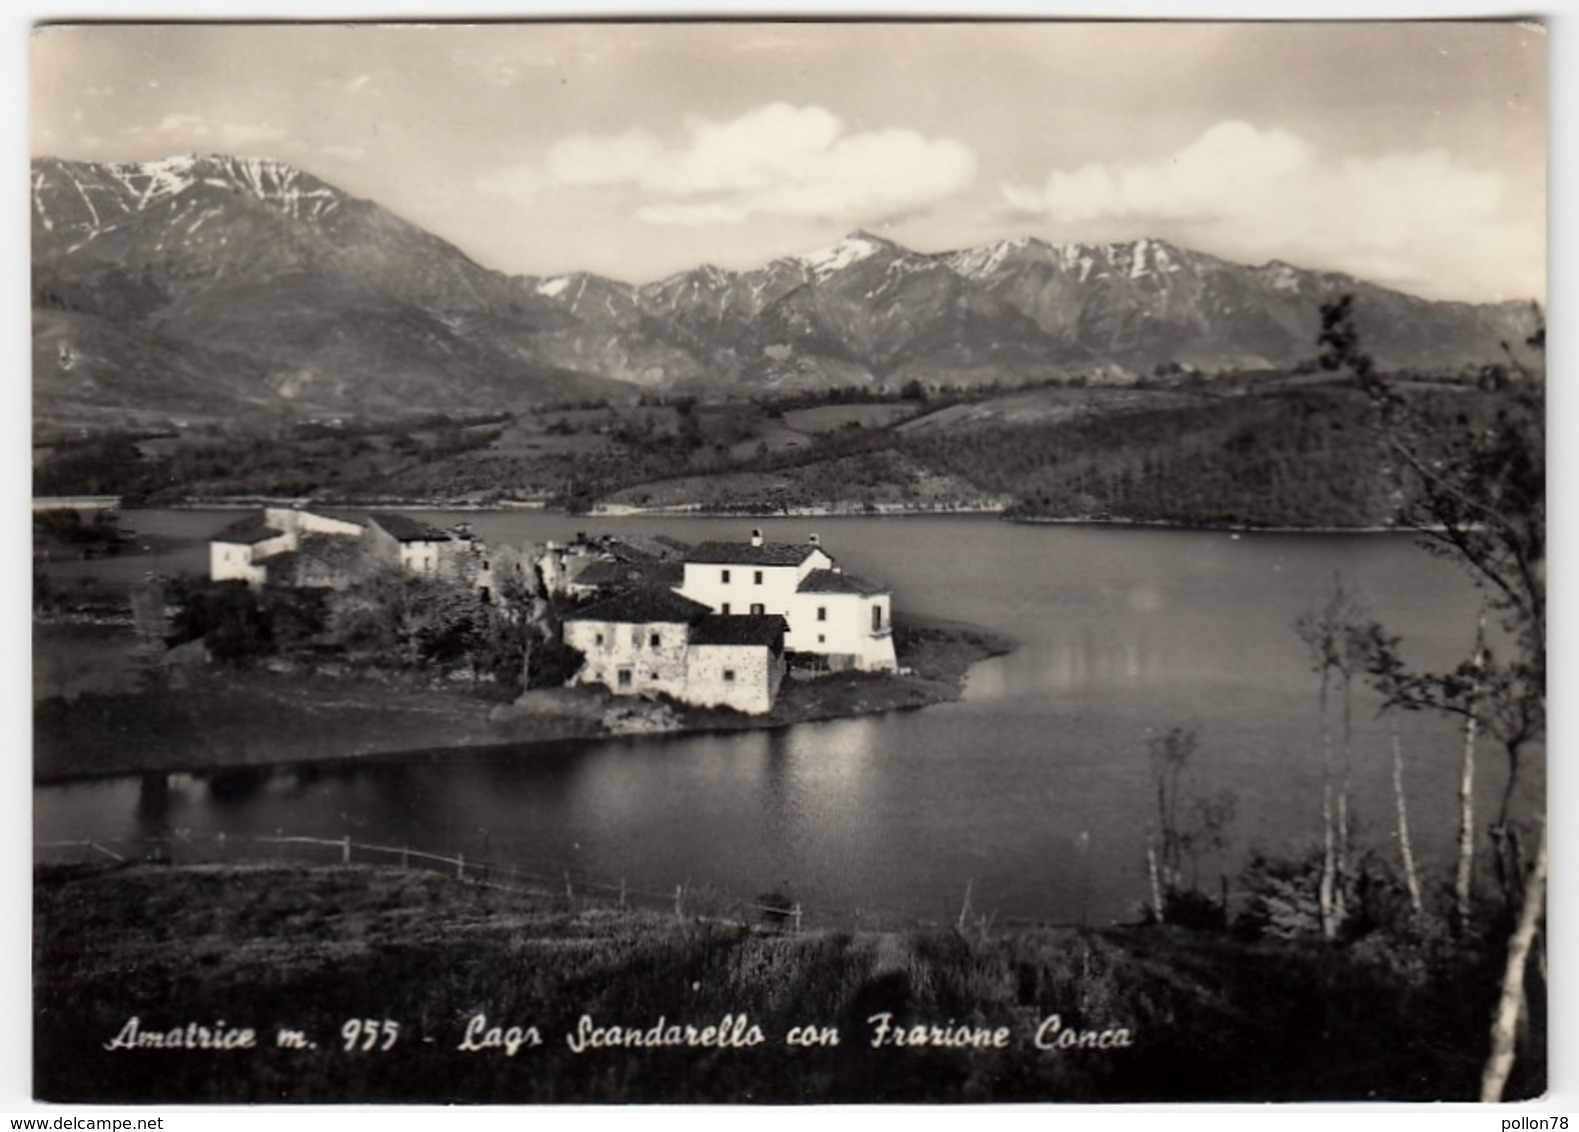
[
  {"x1": 209, "y1": 516, "x2": 294, "y2": 585},
  {"x1": 562, "y1": 589, "x2": 788, "y2": 715},
  {"x1": 207, "y1": 507, "x2": 484, "y2": 591},
  {"x1": 676, "y1": 530, "x2": 897, "y2": 672}
]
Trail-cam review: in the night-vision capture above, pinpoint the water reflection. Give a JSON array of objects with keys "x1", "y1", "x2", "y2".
[{"x1": 37, "y1": 519, "x2": 1504, "y2": 925}]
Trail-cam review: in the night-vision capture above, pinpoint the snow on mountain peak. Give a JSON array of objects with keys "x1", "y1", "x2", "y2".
[
  {"x1": 798, "y1": 233, "x2": 888, "y2": 279},
  {"x1": 81, "y1": 154, "x2": 344, "y2": 223},
  {"x1": 536, "y1": 276, "x2": 572, "y2": 298}
]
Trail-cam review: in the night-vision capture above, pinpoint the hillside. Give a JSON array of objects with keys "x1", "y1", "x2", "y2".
[
  {"x1": 34, "y1": 863, "x2": 1537, "y2": 1103},
  {"x1": 33, "y1": 373, "x2": 1519, "y2": 530}
]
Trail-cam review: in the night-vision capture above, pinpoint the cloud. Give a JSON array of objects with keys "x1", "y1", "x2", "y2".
[
  {"x1": 497, "y1": 102, "x2": 977, "y2": 226},
  {"x1": 343, "y1": 74, "x2": 372, "y2": 94},
  {"x1": 475, "y1": 161, "x2": 544, "y2": 206},
  {"x1": 1004, "y1": 121, "x2": 1312, "y2": 223},
  {"x1": 134, "y1": 113, "x2": 285, "y2": 150},
  {"x1": 1002, "y1": 120, "x2": 1535, "y2": 300}
]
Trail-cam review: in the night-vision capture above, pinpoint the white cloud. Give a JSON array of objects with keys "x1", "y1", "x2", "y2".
[
  {"x1": 547, "y1": 128, "x2": 665, "y2": 187},
  {"x1": 135, "y1": 113, "x2": 285, "y2": 150},
  {"x1": 475, "y1": 161, "x2": 544, "y2": 206},
  {"x1": 215, "y1": 122, "x2": 286, "y2": 147},
  {"x1": 506, "y1": 102, "x2": 977, "y2": 226},
  {"x1": 1005, "y1": 121, "x2": 1312, "y2": 224},
  {"x1": 151, "y1": 113, "x2": 205, "y2": 135},
  {"x1": 1002, "y1": 120, "x2": 1537, "y2": 300}
]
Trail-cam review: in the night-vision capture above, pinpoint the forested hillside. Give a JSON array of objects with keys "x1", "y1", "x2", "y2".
[
  {"x1": 33, "y1": 373, "x2": 1507, "y2": 531},
  {"x1": 903, "y1": 386, "x2": 1402, "y2": 528}
]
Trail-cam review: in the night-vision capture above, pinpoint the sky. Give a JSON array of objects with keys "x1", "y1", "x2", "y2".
[{"x1": 30, "y1": 21, "x2": 1545, "y2": 302}]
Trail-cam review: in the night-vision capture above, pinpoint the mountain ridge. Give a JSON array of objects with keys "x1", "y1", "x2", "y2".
[{"x1": 32, "y1": 153, "x2": 1539, "y2": 427}]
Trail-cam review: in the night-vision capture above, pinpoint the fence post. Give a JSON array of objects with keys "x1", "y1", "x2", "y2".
[
  {"x1": 456, "y1": 852, "x2": 465, "y2": 880},
  {"x1": 342, "y1": 835, "x2": 351, "y2": 865},
  {"x1": 792, "y1": 903, "x2": 803, "y2": 936},
  {"x1": 564, "y1": 871, "x2": 574, "y2": 902},
  {"x1": 401, "y1": 846, "x2": 409, "y2": 870},
  {"x1": 674, "y1": 884, "x2": 683, "y2": 920},
  {"x1": 619, "y1": 878, "x2": 626, "y2": 909}
]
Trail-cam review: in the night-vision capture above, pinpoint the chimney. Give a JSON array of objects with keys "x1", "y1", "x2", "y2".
[
  {"x1": 808, "y1": 533, "x2": 820, "y2": 547},
  {"x1": 750, "y1": 528, "x2": 763, "y2": 548}
]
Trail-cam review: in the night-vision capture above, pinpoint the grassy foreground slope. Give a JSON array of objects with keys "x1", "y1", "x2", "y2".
[{"x1": 34, "y1": 864, "x2": 1534, "y2": 1104}]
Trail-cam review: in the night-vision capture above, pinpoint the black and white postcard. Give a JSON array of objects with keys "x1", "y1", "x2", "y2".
[{"x1": 28, "y1": 18, "x2": 1547, "y2": 1106}]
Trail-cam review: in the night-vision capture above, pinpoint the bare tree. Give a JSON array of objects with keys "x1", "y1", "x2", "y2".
[
  {"x1": 1294, "y1": 575, "x2": 1368, "y2": 940},
  {"x1": 1319, "y1": 295, "x2": 1545, "y2": 1100}
]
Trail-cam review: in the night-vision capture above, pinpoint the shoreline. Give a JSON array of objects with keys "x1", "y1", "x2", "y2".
[
  {"x1": 1002, "y1": 514, "x2": 1414, "y2": 535},
  {"x1": 34, "y1": 614, "x2": 1014, "y2": 786},
  {"x1": 104, "y1": 497, "x2": 1420, "y2": 535}
]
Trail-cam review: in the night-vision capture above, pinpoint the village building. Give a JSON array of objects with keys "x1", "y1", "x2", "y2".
[
  {"x1": 541, "y1": 534, "x2": 688, "y2": 599},
  {"x1": 675, "y1": 530, "x2": 897, "y2": 672},
  {"x1": 362, "y1": 512, "x2": 464, "y2": 578},
  {"x1": 210, "y1": 515, "x2": 295, "y2": 586},
  {"x1": 207, "y1": 506, "x2": 488, "y2": 593},
  {"x1": 562, "y1": 588, "x2": 788, "y2": 715}
]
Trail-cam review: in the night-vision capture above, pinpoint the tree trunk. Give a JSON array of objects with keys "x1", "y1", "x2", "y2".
[
  {"x1": 1319, "y1": 779, "x2": 1337, "y2": 941},
  {"x1": 1336, "y1": 676, "x2": 1354, "y2": 924},
  {"x1": 1456, "y1": 611, "x2": 1487, "y2": 936},
  {"x1": 1391, "y1": 722, "x2": 1423, "y2": 917},
  {"x1": 1479, "y1": 820, "x2": 1547, "y2": 1102},
  {"x1": 1146, "y1": 838, "x2": 1165, "y2": 924},
  {"x1": 1318, "y1": 684, "x2": 1339, "y2": 941}
]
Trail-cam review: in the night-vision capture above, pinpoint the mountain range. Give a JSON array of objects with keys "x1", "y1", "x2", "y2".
[{"x1": 32, "y1": 153, "x2": 1538, "y2": 427}]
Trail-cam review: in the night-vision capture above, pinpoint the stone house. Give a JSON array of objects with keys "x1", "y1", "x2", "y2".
[{"x1": 562, "y1": 588, "x2": 788, "y2": 715}]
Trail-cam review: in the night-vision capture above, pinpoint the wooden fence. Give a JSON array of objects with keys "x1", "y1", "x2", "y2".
[{"x1": 35, "y1": 832, "x2": 806, "y2": 933}]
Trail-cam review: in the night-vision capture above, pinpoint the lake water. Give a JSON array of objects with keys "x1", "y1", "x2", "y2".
[{"x1": 35, "y1": 511, "x2": 1536, "y2": 927}]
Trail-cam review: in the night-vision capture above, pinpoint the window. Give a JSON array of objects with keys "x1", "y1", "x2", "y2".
[
  {"x1": 617, "y1": 669, "x2": 632, "y2": 689},
  {"x1": 750, "y1": 603, "x2": 765, "y2": 616},
  {"x1": 817, "y1": 606, "x2": 827, "y2": 622},
  {"x1": 721, "y1": 603, "x2": 731, "y2": 615},
  {"x1": 650, "y1": 632, "x2": 661, "y2": 649},
  {"x1": 723, "y1": 669, "x2": 736, "y2": 683},
  {"x1": 754, "y1": 570, "x2": 764, "y2": 585},
  {"x1": 721, "y1": 569, "x2": 731, "y2": 584},
  {"x1": 595, "y1": 632, "x2": 605, "y2": 647},
  {"x1": 872, "y1": 605, "x2": 883, "y2": 632},
  {"x1": 817, "y1": 634, "x2": 826, "y2": 644}
]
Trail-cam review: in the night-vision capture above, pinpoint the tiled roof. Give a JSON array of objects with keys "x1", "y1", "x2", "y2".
[
  {"x1": 686, "y1": 540, "x2": 820, "y2": 567},
  {"x1": 369, "y1": 513, "x2": 453, "y2": 542},
  {"x1": 307, "y1": 507, "x2": 370, "y2": 530},
  {"x1": 212, "y1": 514, "x2": 285, "y2": 545},
  {"x1": 564, "y1": 587, "x2": 713, "y2": 625},
  {"x1": 689, "y1": 614, "x2": 788, "y2": 649},
  {"x1": 569, "y1": 559, "x2": 637, "y2": 588},
  {"x1": 797, "y1": 568, "x2": 888, "y2": 596},
  {"x1": 649, "y1": 562, "x2": 685, "y2": 587}
]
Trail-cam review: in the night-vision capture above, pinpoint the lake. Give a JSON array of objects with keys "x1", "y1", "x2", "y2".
[{"x1": 35, "y1": 511, "x2": 1536, "y2": 927}]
